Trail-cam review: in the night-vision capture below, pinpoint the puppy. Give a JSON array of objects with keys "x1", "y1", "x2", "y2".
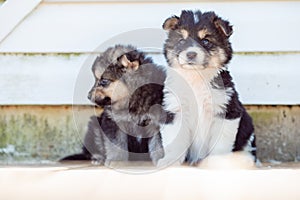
[
  {"x1": 158, "y1": 10, "x2": 256, "y2": 166},
  {"x1": 61, "y1": 45, "x2": 174, "y2": 165}
]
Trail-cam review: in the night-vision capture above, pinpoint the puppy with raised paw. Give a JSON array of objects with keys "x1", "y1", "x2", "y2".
[{"x1": 61, "y1": 45, "x2": 174, "y2": 166}]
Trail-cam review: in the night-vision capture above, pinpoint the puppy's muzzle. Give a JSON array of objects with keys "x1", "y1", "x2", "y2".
[
  {"x1": 87, "y1": 90, "x2": 93, "y2": 100},
  {"x1": 186, "y1": 51, "x2": 197, "y2": 60}
]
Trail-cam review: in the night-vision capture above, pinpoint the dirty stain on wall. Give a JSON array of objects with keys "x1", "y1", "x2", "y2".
[
  {"x1": 248, "y1": 106, "x2": 300, "y2": 162},
  {"x1": 0, "y1": 105, "x2": 299, "y2": 164},
  {"x1": 0, "y1": 106, "x2": 93, "y2": 164}
]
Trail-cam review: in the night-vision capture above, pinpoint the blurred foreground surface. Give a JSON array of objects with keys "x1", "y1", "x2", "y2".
[{"x1": 0, "y1": 162, "x2": 300, "y2": 200}]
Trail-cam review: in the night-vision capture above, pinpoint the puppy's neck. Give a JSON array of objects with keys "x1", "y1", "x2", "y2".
[
  {"x1": 109, "y1": 97, "x2": 130, "y2": 111},
  {"x1": 171, "y1": 65, "x2": 225, "y2": 84}
]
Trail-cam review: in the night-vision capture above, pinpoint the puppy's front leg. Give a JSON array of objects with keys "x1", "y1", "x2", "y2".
[
  {"x1": 156, "y1": 121, "x2": 191, "y2": 167},
  {"x1": 84, "y1": 116, "x2": 106, "y2": 165},
  {"x1": 104, "y1": 130, "x2": 129, "y2": 167},
  {"x1": 148, "y1": 133, "x2": 164, "y2": 165}
]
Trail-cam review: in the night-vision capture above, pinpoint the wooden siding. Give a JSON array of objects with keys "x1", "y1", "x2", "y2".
[{"x1": 0, "y1": 1, "x2": 299, "y2": 105}]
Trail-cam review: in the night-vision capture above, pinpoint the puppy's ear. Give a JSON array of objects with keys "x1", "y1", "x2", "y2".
[
  {"x1": 162, "y1": 16, "x2": 179, "y2": 31},
  {"x1": 120, "y1": 55, "x2": 139, "y2": 71},
  {"x1": 214, "y1": 18, "x2": 233, "y2": 38}
]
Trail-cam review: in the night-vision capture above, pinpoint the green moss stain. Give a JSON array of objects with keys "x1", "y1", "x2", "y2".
[
  {"x1": 0, "y1": 105, "x2": 299, "y2": 163},
  {"x1": 235, "y1": 51, "x2": 300, "y2": 56},
  {"x1": 0, "y1": 111, "x2": 84, "y2": 163},
  {"x1": 0, "y1": 53, "x2": 84, "y2": 61},
  {"x1": 249, "y1": 111, "x2": 275, "y2": 125}
]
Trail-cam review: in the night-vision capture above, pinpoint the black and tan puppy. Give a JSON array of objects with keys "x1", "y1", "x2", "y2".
[
  {"x1": 158, "y1": 10, "x2": 256, "y2": 167},
  {"x1": 62, "y1": 45, "x2": 173, "y2": 165}
]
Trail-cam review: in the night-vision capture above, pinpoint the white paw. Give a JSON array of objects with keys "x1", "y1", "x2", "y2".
[
  {"x1": 156, "y1": 158, "x2": 171, "y2": 168},
  {"x1": 199, "y1": 151, "x2": 256, "y2": 169},
  {"x1": 91, "y1": 159, "x2": 104, "y2": 165},
  {"x1": 156, "y1": 157, "x2": 183, "y2": 168}
]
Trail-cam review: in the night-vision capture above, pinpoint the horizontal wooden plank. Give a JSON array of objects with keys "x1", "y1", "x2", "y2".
[
  {"x1": 0, "y1": 2, "x2": 299, "y2": 52},
  {"x1": 152, "y1": 53, "x2": 300, "y2": 105},
  {"x1": 0, "y1": 53, "x2": 299, "y2": 105},
  {"x1": 44, "y1": 0, "x2": 300, "y2": 2},
  {"x1": 0, "y1": 0, "x2": 41, "y2": 44},
  {"x1": 0, "y1": 55, "x2": 86, "y2": 105}
]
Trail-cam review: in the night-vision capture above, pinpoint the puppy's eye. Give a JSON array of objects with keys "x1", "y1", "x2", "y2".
[
  {"x1": 178, "y1": 39, "x2": 185, "y2": 44},
  {"x1": 201, "y1": 39, "x2": 212, "y2": 48},
  {"x1": 98, "y1": 79, "x2": 111, "y2": 87}
]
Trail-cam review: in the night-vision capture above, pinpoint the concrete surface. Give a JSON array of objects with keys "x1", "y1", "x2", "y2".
[
  {"x1": 1, "y1": 162, "x2": 300, "y2": 200},
  {"x1": 248, "y1": 106, "x2": 300, "y2": 162}
]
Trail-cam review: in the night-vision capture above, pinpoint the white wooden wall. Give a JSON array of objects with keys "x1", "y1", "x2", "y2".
[{"x1": 0, "y1": 0, "x2": 300, "y2": 105}]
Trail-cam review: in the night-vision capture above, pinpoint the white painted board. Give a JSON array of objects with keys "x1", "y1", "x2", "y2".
[
  {"x1": 0, "y1": 0, "x2": 42, "y2": 44},
  {"x1": 0, "y1": 2, "x2": 299, "y2": 52},
  {"x1": 0, "y1": 53, "x2": 299, "y2": 105}
]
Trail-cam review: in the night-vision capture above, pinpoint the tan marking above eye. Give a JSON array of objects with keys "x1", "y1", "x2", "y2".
[
  {"x1": 94, "y1": 68, "x2": 104, "y2": 79},
  {"x1": 198, "y1": 29, "x2": 208, "y2": 39},
  {"x1": 180, "y1": 29, "x2": 189, "y2": 39}
]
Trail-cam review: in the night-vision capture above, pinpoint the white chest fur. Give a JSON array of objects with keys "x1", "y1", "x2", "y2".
[{"x1": 160, "y1": 67, "x2": 239, "y2": 165}]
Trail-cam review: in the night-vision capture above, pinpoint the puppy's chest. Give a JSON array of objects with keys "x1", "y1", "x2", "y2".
[{"x1": 176, "y1": 68, "x2": 231, "y2": 116}]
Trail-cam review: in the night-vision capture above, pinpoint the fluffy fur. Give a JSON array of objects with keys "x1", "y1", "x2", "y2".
[
  {"x1": 158, "y1": 10, "x2": 256, "y2": 166},
  {"x1": 61, "y1": 45, "x2": 174, "y2": 165}
]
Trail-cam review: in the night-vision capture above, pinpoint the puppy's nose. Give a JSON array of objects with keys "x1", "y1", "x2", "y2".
[
  {"x1": 186, "y1": 51, "x2": 197, "y2": 60},
  {"x1": 87, "y1": 91, "x2": 92, "y2": 100}
]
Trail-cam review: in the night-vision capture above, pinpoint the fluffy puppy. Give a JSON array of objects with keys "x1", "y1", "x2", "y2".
[
  {"x1": 61, "y1": 45, "x2": 174, "y2": 165},
  {"x1": 158, "y1": 10, "x2": 256, "y2": 166}
]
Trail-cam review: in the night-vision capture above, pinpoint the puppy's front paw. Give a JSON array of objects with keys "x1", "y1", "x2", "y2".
[
  {"x1": 91, "y1": 159, "x2": 104, "y2": 165},
  {"x1": 91, "y1": 154, "x2": 105, "y2": 165},
  {"x1": 156, "y1": 158, "x2": 171, "y2": 168},
  {"x1": 156, "y1": 157, "x2": 183, "y2": 168},
  {"x1": 198, "y1": 152, "x2": 256, "y2": 169},
  {"x1": 150, "y1": 150, "x2": 164, "y2": 166}
]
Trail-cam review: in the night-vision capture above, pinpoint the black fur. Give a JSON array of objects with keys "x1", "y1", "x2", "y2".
[
  {"x1": 163, "y1": 10, "x2": 233, "y2": 68},
  {"x1": 60, "y1": 147, "x2": 91, "y2": 161},
  {"x1": 162, "y1": 10, "x2": 256, "y2": 162},
  {"x1": 60, "y1": 45, "x2": 173, "y2": 164},
  {"x1": 212, "y1": 49, "x2": 256, "y2": 155}
]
